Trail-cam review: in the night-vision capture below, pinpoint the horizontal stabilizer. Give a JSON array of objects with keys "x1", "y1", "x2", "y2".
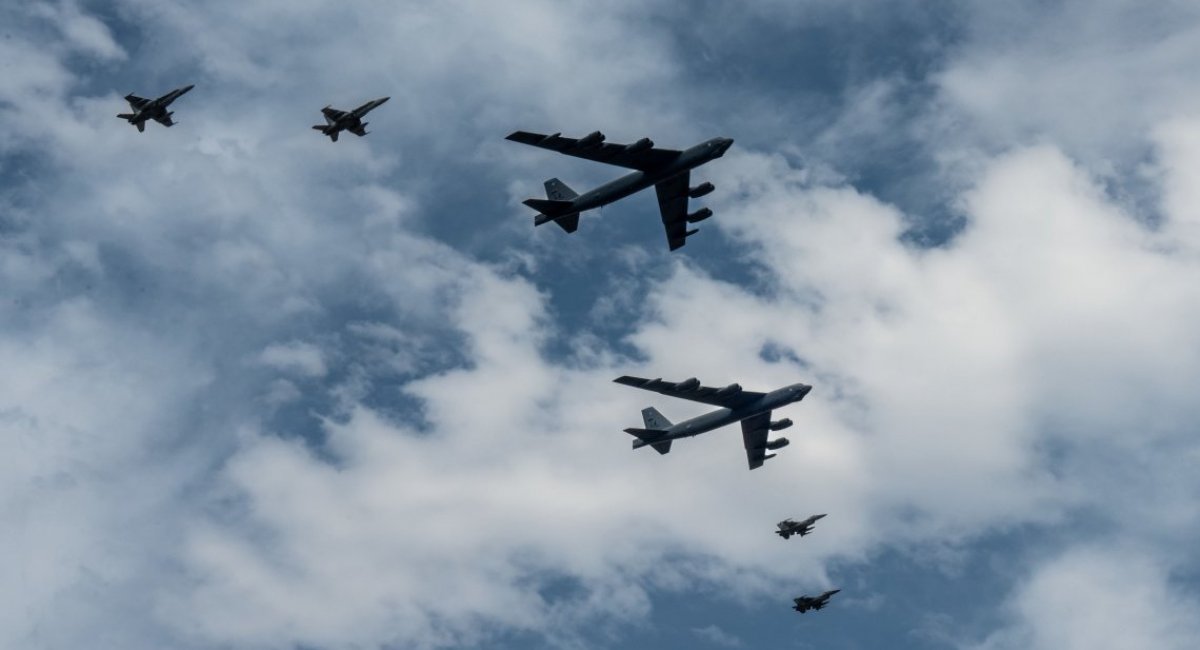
[
  {"x1": 117, "y1": 113, "x2": 135, "y2": 120},
  {"x1": 624, "y1": 428, "x2": 672, "y2": 455},
  {"x1": 524, "y1": 198, "x2": 575, "y2": 217}
]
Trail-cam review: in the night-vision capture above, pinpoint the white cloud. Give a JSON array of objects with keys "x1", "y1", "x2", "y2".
[
  {"x1": 971, "y1": 546, "x2": 1200, "y2": 650},
  {"x1": 4, "y1": 1, "x2": 1200, "y2": 649},
  {"x1": 258, "y1": 341, "x2": 328, "y2": 378}
]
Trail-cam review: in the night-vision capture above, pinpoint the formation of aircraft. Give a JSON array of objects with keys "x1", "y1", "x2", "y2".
[
  {"x1": 116, "y1": 84, "x2": 194, "y2": 132},
  {"x1": 115, "y1": 83, "x2": 841, "y2": 619},
  {"x1": 793, "y1": 589, "x2": 840, "y2": 613},
  {"x1": 507, "y1": 130, "x2": 733, "y2": 250},
  {"x1": 777, "y1": 514, "x2": 827, "y2": 539},
  {"x1": 312, "y1": 97, "x2": 391, "y2": 142},
  {"x1": 614, "y1": 375, "x2": 810, "y2": 470}
]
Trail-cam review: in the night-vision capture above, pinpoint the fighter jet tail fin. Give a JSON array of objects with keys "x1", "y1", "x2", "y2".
[
  {"x1": 117, "y1": 113, "x2": 135, "y2": 121},
  {"x1": 624, "y1": 428, "x2": 672, "y2": 455}
]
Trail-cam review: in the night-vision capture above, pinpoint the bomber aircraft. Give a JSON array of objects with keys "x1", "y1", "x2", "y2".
[
  {"x1": 614, "y1": 375, "x2": 811, "y2": 470},
  {"x1": 507, "y1": 130, "x2": 733, "y2": 250},
  {"x1": 312, "y1": 97, "x2": 390, "y2": 142},
  {"x1": 793, "y1": 589, "x2": 840, "y2": 613},
  {"x1": 117, "y1": 84, "x2": 194, "y2": 132},
  {"x1": 777, "y1": 514, "x2": 827, "y2": 539}
]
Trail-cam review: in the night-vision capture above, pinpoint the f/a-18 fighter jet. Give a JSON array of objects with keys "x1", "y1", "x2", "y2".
[
  {"x1": 614, "y1": 375, "x2": 811, "y2": 469},
  {"x1": 312, "y1": 97, "x2": 390, "y2": 142},
  {"x1": 507, "y1": 130, "x2": 734, "y2": 250},
  {"x1": 777, "y1": 514, "x2": 827, "y2": 539},
  {"x1": 793, "y1": 589, "x2": 839, "y2": 613},
  {"x1": 117, "y1": 84, "x2": 194, "y2": 132}
]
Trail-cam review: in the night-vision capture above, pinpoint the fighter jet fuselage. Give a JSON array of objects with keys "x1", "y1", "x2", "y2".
[
  {"x1": 313, "y1": 97, "x2": 390, "y2": 141},
  {"x1": 557, "y1": 138, "x2": 733, "y2": 214},
  {"x1": 793, "y1": 589, "x2": 840, "y2": 613},
  {"x1": 777, "y1": 514, "x2": 827, "y2": 539},
  {"x1": 117, "y1": 84, "x2": 194, "y2": 132}
]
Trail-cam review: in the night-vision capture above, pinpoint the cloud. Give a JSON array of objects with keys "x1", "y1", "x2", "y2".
[
  {"x1": 4, "y1": 1, "x2": 1200, "y2": 649},
  {"x1": 692, "y1": 624, "x2": 744, "y2": 648},
  {"x1": 257, "y1": 341, "x2": 328, "y2": 378},
  {"x1": 970, "y1": 545, "x2": 1200, "y2": 650}
]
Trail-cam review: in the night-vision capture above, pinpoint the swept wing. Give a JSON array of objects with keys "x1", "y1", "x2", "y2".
[
  {"x1": 654, "y1": 171, "x2": 697, "y2": 250},
  {"x1": 613, "y1": 375, "x2": 764, "y2": 409},
  {"x1": 126, "y1": 94, "x2": 151, "y2": 110},
  {"x1": 741, "y1": 412, "x2": 773, "y2": 470},
  {"x1": 506, "y1": 130, "x2": 681, "y2": 171}
]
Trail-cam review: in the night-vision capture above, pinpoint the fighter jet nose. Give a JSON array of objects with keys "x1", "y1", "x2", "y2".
[{"x1": 798, "y1": 384, "x2": 813, "y2": 398}]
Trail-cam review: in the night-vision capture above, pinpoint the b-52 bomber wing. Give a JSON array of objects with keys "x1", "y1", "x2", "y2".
[
  {"x1": 506, "y1": 130, "x2": 682, "y2": 171},
  {"x1": 614, "y1": 375, "x2": 765, "y2": 409}
]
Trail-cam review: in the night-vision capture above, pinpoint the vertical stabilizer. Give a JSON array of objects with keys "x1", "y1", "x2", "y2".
[{"x1": 641, "y1": 407, "x2": 672, "y2": 429}]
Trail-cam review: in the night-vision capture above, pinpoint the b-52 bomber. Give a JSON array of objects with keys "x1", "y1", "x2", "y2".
[
  {"x1": 614, "y1": 375, "x2": 811, "y2": 469},
  {"x1": 793, "y1": 589, "x2": 840, "y2": 613},
  {"x1": 777, "y1": 514, "x2": 826, "y2": 539},
  {"x1": 312, "y1": 97, "x2": 390, "y2": 142},
  {"x1": 507, "y1": 130, "x2": 733, "y2": 250},
  {"x1": 117, "y1": 84, "x2": 194, "y2": 132}
]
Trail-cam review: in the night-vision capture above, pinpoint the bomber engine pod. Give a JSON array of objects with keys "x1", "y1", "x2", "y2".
[
  {"x1": 688, "y1": 182, "x2": 715, "y2": 199},
  {"x1": 687, "y1": 207, "x2": 713, "y2": 223},
  {"x1": 715, "y1": 382, "x2": 742, "y2": 396},
  {"x1": 674, "y1": 377, "x2": 700, "y2": 391},
  {"x1": 574, "y1": 130, "x2": 605, "y2": 148},
  {"x1": 766, "y1": 437, "x2": 790, "y2": 450},
  {"x1": 769, "y1": 418, "x2": 793, "y2": 431},
  {"x1": 625, "y1": 137, "x2": 654, "y2": 153}
]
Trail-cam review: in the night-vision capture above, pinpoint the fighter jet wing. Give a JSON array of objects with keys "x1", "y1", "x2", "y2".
[
  {"x1": 153, "y1": 113, "x2": 175, "y2": 127},
  {"x1": 506, "y1": 130, "x2": 681, "y2": 171},
  {"x1": 741, "y1": 412, "x2": 772, "y2": 470},
  {"x1": 654, "y1": 171, "x2": 694, "y2": 251},
  {"x1": 793, "y1": 598, "x2": 813, "y2": 613},
  {"x1": 126, "y1": 94, "x2": 151, "y2": 110},
  {"x1": 322, "y1": 106, "x2": 348, "y2": 121},
  {"x1": 613, "y1": 376, "x2": 764, "y2": 408}
]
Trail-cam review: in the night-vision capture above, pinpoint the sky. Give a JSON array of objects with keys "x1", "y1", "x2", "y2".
[{"x1": 2, "y1": 1, "x2": 1200, "y2": 649}]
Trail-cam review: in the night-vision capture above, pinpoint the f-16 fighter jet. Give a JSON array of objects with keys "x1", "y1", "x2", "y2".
[
  {"x1": 777, "y1": 514, "x2": 827, "y2": 539},
  {"x1": 507, "y1": 130, "x2": 734, "y2": 250},
  {"x1": 312, "y1": 97, "x2": 390, "y2": 142},
  {"x1": 614, "y1": 375, "x2": 811, "y2": 469},
  {"x1": 793, "y1": 589, "x2": 840, "y2": 613},
  {"x1": 116, "y1": 84, "x2": 194, "y2": 132}
]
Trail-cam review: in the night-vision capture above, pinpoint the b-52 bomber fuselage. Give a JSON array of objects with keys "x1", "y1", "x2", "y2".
[
  {"x1": 313, "y1": 97, "x2": 390, "y2": 142},
  {"x1": 614, "y1": 376, "x2": 811, "y2": 469},
  {"x1": 117, "y1": 84, "x2": 194, "y2": 132},
  {"x1": 777, "y1": 514, "x2": 827, "y2": 539},
  {"x1": 507, "y1": 130, "x2": 733, "y2": 250}
]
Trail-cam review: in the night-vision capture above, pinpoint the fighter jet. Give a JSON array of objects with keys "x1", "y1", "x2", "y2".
[
  {"x1": 614, "y1": 376, "x2": 811, "y2": 469},
  {"x1": 777, "y1": 514, "x2": 827, "y2": 539},
  {"x1": 312, "y1": 97, "x2": 390, "y2": 142},
  {"x1": 793, "y1": 589, "x2": 840, "y2": 613},
  {"x1": 507, "y1": 130, "x2": 734, "y2": 250},
  {"x1": 116, "y1": 84, "x2": 194, "y2": 132}
]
